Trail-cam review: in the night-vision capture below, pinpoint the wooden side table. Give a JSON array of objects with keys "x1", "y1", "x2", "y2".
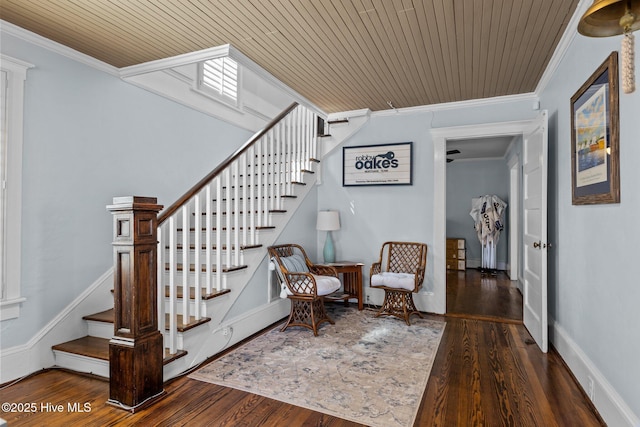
[{"x1": 323, "y1": 261, "x2": 364, "y2": 310}]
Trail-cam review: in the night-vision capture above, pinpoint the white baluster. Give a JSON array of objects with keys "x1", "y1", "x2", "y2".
[
  {"x1": 241, "y1": 152, "x2": 248, "y2": 247},
  {"x1": 307, "y1": 109, "x2": 313, "y2": 170},
  {"x1": 224, "y1": 168, "x2": 231, "y2": 270},
  {"x1": 256, "y1": 137, "x2": 263, "y2": 227},
  {"x1": 181, "y1": 204, "x2": 189, "y2": 329},
  {"x1": 268, "y1": 131, "x2": 274, "y2": 214},
  {"x1": 205, "y1": 184, "x2": 212, "y2": 295},
  {"x1": 249, "y1": 145, "x2": 256, "y2": 245},
  {"x1": 233, "y1": 160, "x2": 240, "y2": 267},
  {"x1": 312, "y1": 112, "x2": 318, "y2": 161},
  {"x1": 296, "y1": 107, "x2": 302, "y2": 183},
  {"x1": 263, "y1": 135, "x2": 269, "y2": 226},
  {"x1": 285, "y1": 113, "x2": 292, "y2": 196},
  {"x1": 274, "y1": 122, "x2": 282, "y2": 211},
  {"x1": 168, "y1": 216, "x2": 177, "y2": 355},
  {"x1": 157, "y1": 225, "x2": 165, "y2": 352},
  {"x1": 215, "y1": 177, "x2": 222, "y2": 291},
  {"x1": 194, "y1": 193, "x2": 201, "y2": 319}
]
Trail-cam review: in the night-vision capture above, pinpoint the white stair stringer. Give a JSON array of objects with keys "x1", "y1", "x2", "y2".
[{"x1": 320, "y1": 109, "x2": 371, "y2": 158}]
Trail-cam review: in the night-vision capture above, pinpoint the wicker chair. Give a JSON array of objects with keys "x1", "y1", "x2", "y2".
[
  {"x1": 268, "y1": 244, "x2": 341, "y2": 335},
  {"x1": 369, "y1": 241, "x2": 428, "y2": 325}
]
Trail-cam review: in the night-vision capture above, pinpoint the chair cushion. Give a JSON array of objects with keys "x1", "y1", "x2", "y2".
[
  {"x1": 313, "y1": 274, "x2": 341, "y2": 296},
  {"x1": 279, "y1": 254, "x2": 309, "y2": 273},
  {"x1": 371, "y1": 272, "x2": 416, "y2": 291},
  {"x1": 283, "y1": 274, "x2": 341, "y2": 296}
]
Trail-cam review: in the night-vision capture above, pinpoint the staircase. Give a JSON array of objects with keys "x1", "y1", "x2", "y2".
[{"x1": 51, "y1": 102, "x2": 324, "y2": 380}]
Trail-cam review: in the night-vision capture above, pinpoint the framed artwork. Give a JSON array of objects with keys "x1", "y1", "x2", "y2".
[
  {"x1": 570, "y1": 52, "x2": 620, "y2": 205},
  {"x1": 343, "y1": 142, "x2": 413, "y2": 186}
]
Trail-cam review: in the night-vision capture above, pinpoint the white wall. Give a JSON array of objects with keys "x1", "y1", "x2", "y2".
[
  {"x1": 446, "y1": 158, "x2": 510, "y2": 268},
  {"x1": 540, "y1": 30, "x2": 640, "y2": 423},
  {"x1": 0, "y1": 32, "x2": 253, "y2": 348}
]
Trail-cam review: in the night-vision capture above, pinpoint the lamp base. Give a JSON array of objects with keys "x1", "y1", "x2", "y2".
[{"x1": 323, "y1": 231, "x2": 335, "y2": 263}]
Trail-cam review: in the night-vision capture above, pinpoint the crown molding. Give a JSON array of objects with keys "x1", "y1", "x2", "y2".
[
  {"x1": 534, "y1": 0, "x2": 591, "y2": 96},
  {"x1": 119, "y1": 45, "x2": 230, "y2": 78},
  {"x1": 1, "y1": 20, "x2": 119, "y2": 76},
  {"x1": 370, "y1": 92, "x2": 538, "y2": 118}
]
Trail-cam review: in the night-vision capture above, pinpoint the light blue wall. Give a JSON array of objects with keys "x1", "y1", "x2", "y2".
[
  {"x1": 446, "y1": 158, "x2": 509, "y2": 268},
  {"x1": 540, "y1": 33, "x2": 640, "y2": 416},
  {"x1": 0, "y1": 34, "x2": 253, "y2": 348},
  {"x1": 226, "y1": 186, "x2": 318, "y2": 318},
  {"x1": 317, "y1": 102, "x2": 536, "y2": 291}
]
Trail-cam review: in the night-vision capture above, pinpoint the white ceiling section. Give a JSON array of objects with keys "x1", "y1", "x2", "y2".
[{"x1": 0, "y1": 0, "x2": 579, "y2": 113}]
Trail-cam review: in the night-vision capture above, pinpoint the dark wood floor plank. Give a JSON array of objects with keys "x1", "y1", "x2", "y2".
[
  {"x1": 447, "y1": 269, "x2": 523, "y2": 322},
  {"x1": 0, "y1": 270, "x2": 604, "y2": 426}
]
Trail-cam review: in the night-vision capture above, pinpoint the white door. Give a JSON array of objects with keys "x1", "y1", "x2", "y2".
[{"x1": 522, "y1": 110, "x2": 548, "y2": 352}]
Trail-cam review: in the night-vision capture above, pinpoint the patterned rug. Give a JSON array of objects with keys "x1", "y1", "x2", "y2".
[{"x1": 189, "y1": 305, "x2": 445, "y2": 427}]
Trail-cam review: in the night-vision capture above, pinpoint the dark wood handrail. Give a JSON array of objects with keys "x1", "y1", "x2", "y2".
[{"x1": 158, "y1": 102, "x2": 299, "y2": 224}]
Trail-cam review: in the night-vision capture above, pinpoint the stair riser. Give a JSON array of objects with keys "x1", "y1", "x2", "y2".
[
  {"x1": 162, "y1": 289, "x2": 231, "y2": 318},
  {"x1": 86, "y1": 320, "x2": 114, "y2": 340},
  {"x1": 172, "y1": 228, "x2": 273, "y2": 244},
  {"x1": 163, "y1": 248, "x2": 246, "y2": 265},
  {"x1": 53, "y1": 350, "x2": 109, "y2": 378},
  {"x1": 161, "y1": 268, "x2": 250, "y2": 288}
]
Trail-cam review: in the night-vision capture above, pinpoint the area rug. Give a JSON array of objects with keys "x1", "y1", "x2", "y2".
[{"x1": 189, "y1": 305, "x2": 445, "y2": 427}]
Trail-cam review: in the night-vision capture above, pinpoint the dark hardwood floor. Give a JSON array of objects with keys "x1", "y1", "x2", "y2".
[
  {"x1": 447, "y1": 268, "x2": 523, "y2": 323},
  {"x1": 0, "y1": 273, "x2": 604, "y2": 426}
]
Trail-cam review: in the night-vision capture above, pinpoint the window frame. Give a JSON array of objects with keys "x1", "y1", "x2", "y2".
[
  {"x1": 0, "y1": 54, "x2": 32, "y2": 321},
  {"x1": 195, "y1": 56, "x2": 242, "y2": 109}
]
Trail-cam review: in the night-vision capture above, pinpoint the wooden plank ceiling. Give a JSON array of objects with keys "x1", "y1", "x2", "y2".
[{"x1": 1, "y1": 0, "x2": 579, "y2": 113}]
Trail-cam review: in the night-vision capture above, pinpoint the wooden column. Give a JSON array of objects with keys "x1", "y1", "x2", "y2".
[{"x1": 107, "y1": 196, "x2": 165, "y2": 411}]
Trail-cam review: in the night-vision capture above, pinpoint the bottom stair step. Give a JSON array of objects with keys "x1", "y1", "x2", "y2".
[{"x1": 52, "y1": 336, "x2": 109, "y2": 361}]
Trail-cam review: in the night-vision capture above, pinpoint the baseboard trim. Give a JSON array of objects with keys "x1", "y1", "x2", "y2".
[
  {"x1": 0, "y1": 269, "x2": 114, "y2": 383},
  {"x1": 550, "y1": 317, "x2": 639, "y2": 427}
]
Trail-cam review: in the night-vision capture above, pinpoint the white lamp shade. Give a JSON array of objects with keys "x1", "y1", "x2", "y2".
[{"x1": 316, "y1": 210, "x2": 340, "y2": 231}]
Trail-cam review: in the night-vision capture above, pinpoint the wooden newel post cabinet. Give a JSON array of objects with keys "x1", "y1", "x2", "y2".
[{"x1": 106, "y1": 196, "x2": 165, "y2": 411}]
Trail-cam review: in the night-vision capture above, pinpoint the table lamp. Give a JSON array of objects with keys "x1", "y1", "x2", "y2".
[{"x1": 316, "y1": 210, "x2": 340, "y2": 263}]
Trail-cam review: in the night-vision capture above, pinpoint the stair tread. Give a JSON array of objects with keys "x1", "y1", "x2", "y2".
[
  {"x1": 165, "y1": 314, "x2": 211, "y2": 332},
  {"x1": 165, "y1": 286, "x2": 231, "y2": 301},
  {"x1": 169, "y1": 244, "x2": 262, "y2": 251},
  {"x1": 166, "y1": 263, "x2": 248, "y2": 273},
  {"x1": 52, "y1": 336, "x2": 188, "y2": 365},
  {"x1": 79, "y1": 308, "x2": 214, "y2": 331},
  {"x1": 82, "y1": 308, "x2": 114, "y2": 323},
  {"x1": 177, "y1": 226, "x2": 275, "y2": 231},
  {"x1": 52, "y1": 336, "x2": 109, "y2": 360}
]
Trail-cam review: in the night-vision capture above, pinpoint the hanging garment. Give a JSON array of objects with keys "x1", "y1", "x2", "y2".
[{"x1": 470, "y1": 195, "x2": 507, "y2": 269}]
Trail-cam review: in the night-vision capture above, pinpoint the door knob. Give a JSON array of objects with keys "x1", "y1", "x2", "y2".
[{"x1": 533, "y1": 241, "x2": 541, "y2": 248}]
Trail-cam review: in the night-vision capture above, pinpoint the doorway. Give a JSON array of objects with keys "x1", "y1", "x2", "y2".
[
  {"x1": 431, "y1": 112, "x2": 549, "y2": 351},
  {"x1": 444, "y1": 136, "x2": 522, "y2": 322}
]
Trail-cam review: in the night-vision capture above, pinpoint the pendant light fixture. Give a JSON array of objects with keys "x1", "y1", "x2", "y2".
[{"x1": 578, "y1": 0, "x2": 640, "y2": 93}]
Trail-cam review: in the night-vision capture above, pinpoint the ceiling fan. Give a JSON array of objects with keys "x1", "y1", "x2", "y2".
[{"x1": 446, "y1": 149, "x2": 460, "y2": 163}]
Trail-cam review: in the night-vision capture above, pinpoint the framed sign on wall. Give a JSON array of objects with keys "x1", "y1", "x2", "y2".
[{"x1": 343, "y1": 142, "x2": 413, "y2": 186}]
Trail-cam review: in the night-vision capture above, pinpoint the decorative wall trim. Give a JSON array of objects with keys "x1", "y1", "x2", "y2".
[
  {"x1": 1, "y1": 20, "x2": 118, "y2": 76},
  {"x1": 119, "y1": 43, "x2": 324, "y2": 119},
  {"x1": 0, "y1": 269, "x2": 114, "y2": 383},
  {"x1": 550, "y1": 317, "x2": 640, "y2": 427},
  {"x1": 0, "y1": 54, "x2": 33, "y2": 321},
  {"x1": 371, "y1": 92, "x2": 537, "y2": 117},
  {"x1": 534, "y1": 0, "x2": 591, "y2": 96}
]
